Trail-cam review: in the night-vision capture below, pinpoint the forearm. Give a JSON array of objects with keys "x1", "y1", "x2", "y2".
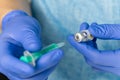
[{"x1": 0, "y1": 0, "x2": 31, "y2": 28}]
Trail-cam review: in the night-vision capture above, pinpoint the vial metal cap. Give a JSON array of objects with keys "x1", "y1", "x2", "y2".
[
  {"x1": 74, "y1": 32, "x2": 83, "y2": 42},
  {"x1": 74, "y1": 30, "x2": 94, "y2": 42}
]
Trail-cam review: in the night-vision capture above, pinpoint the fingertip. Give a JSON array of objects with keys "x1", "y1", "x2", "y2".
[
  {"x1": 91, "y1": 22, "x2": 98, "y2": 26},
  {"x1": 36, "y1": 49, "x2": 63, "y2": 70},
  {"x1": 39, "y1": 49, "x2": 63, "y2": 63},
  {"x1": 23, "y1": 41, "x2": 42, "y2": 52},
  {"x1": 67, "y1": 35, "x2": 78, "y2": 46},
  {"x1": 88, "y1": 23, "x2": 100, "y2": 37},
  {"x1": 80, "y1": 22, "x2": 89, "y2": 31},
  {"x1": 67, "y1": 34, "x2": 74, "y2": 41},
  {"x1": 67, "y1": 35, "x2": 77, "y2": 48},
  {"x1": 68, "y1": 35, "x2": 86, "y2": 52},
  {"x1": 51, "y1": 49, "x2": 63, "y2": 61},
  {"x1": 67, "y1": 35, "x2": 74, "y2": 41}
]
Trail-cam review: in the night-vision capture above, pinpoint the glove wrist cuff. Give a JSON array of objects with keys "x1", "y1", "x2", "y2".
[{"x1": 2, "y1": 10, "x2": 29, "y2": 27}]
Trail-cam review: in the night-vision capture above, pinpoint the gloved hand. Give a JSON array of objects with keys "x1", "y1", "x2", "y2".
[
  {"x1": 0, "y1": 10, "x2": 63, "y2": 80},
  {"x1": 68, "y1": 22, "x2": 120, "y2": 75}
]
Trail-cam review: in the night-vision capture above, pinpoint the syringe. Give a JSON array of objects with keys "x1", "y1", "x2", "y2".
[{"x1": 20, "y1": 42, "x2": 65, "y2": 66}]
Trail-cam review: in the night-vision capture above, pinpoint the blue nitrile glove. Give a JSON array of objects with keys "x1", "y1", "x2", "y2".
[
  {"x1": 0, "y1": 10, "x2": 63, "y2": 80},
  {"x1": 68, "y1": 22, "x2": 120, "y2": 75}
]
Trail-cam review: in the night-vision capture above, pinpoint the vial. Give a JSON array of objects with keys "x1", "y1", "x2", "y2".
[{"x1": 74, "y1": 30, "x2": 94, "y2": 42}]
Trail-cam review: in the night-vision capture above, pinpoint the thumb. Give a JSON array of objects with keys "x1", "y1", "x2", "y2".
[
  {"x1": 68, "y1": 35, "x2": 98, "y2": 61},
  {"x1": 21, "y1": 30, "x2": 41, "y2": 52},
  {"x1": 88, "y1": 23, "x2": 120, "y2": 39}
]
